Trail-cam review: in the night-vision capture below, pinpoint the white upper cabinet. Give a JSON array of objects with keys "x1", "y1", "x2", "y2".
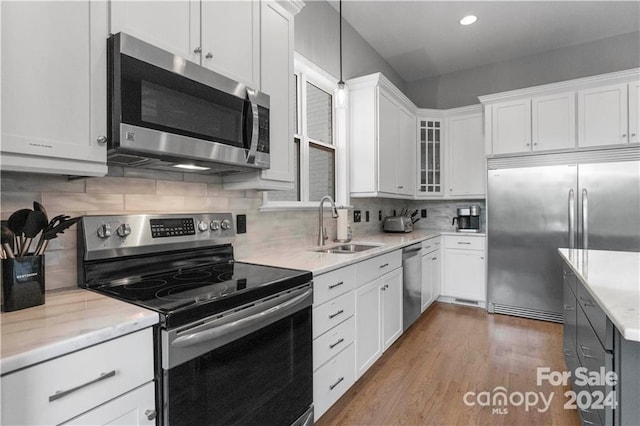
[
  {"x1": 1, "y1": 0, "x2": 108, "y2": 176},
  {"x1": 416, "y1": 115, "x2": 443, "y2": 197},
  {"x1": 481, "y1": 69, "x2": 639, "y2": 156},
  {"x1": 110, "y1": 0, "x2": 259, "y2": 88},
  {"x1": 201, "y1": 1, "x2": 259, "y2": 87},
  {"x1": 110, "y1": 1, "x2": 200, "y2": 64},
  {"x1": 630, "y1": 81, "x2": 640, "y2": 144},
  {"x1": 377, "y1": 89, "x2": 400, "y2": 194},
  {"x1": 446, "y1": 109, "x2": 484, "y2": 197},
  {"x1": 532, "y1": 92, "x2": 576, "y2": 151},
  {"x1": 397, "y1": 106, "x2": 417, "y2": 196},
  {"x1": 491, "y1": 99, "x2": 531, "y2": 155},
  {"x1": 578, "y1": 83, "x2": 628, "y2": 147},
  {"x1": 348, "y1": 73, "x2": 417, "y2": 199}
]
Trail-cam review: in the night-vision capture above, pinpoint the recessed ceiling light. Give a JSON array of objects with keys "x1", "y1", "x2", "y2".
[
  {"x1": 460, "y1": 15, "x2": 478, "y2": 26},
  {"x1": 174, "y1": 164, "x2": 210, "y2": 171}
]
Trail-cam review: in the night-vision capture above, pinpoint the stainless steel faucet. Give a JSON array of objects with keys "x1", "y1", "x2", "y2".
[{"x1": 318, "y1": 195, "x2": 339, "y2": 246}]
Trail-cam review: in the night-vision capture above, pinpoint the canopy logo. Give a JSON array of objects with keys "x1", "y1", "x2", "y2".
[
  {"x1": 462, "y1": 367, "x2": 618, "y2": 415},
  {"x1": 463, "y1": 387, "x2": 553, "y2": 414}
]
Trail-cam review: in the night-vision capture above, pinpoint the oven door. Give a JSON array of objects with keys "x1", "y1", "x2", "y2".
[
  {"x1": 161, "y1": 285, "x2": 313, "y2": 426},
  {"x1": 108, "y1": 33, "x2": 269, "y2": 169}
]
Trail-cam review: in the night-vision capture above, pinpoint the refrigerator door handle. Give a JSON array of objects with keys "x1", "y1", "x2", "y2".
[
  {"x1": 582, "y1": 188, "x2": 589, "y2": 250},
  {"x1": 568, "y1": 189, "x2": 575, "y2": 249}
]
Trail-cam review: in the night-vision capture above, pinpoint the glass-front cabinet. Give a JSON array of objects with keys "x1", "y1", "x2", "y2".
[{"x1": 417, "y1": 117, "x2": 443, "y2": 196}]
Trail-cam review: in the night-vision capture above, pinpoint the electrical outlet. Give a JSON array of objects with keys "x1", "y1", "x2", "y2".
[
  {"x1": 379, "y1": 210, "x2": 382, "y2": 221},
  {"x1": 354, "y1": 210, "x2": 362, "y2": 222},
  {"x1": 393, "y1": 209, "x2": 397, "y2": 216},
  {"x1": 365, "y1": 211, "x2": 370, "y2": 222},
  {"x1": 236, "y1": 214, "x2": 247, "y2": 234},
  {"x1": 421, "y1": 209, "x2": 427, "y2": 218}
]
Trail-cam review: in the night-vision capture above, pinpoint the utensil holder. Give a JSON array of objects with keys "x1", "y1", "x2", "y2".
[{"x1": 1, "y1": 255, "x2": 45, "y2": 312}]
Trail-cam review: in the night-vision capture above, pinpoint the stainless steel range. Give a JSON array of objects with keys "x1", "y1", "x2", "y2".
[{"x1": 77, "y1": 213, "x2": 314, "y2": 426}]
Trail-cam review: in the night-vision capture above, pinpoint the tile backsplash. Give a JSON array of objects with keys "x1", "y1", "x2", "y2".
[{"x1": 1, "y1": 169, "x2": 484, "y2": 291}]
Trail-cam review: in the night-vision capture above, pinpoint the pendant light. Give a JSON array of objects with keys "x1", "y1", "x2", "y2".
[{"x1": 336, "y1": 0, "x2": 346, "y2": 107}]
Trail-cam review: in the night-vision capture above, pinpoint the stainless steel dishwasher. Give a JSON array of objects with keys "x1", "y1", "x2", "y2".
[{"x1": 402, "y1": 243, "x2": 423, "y2": 330}]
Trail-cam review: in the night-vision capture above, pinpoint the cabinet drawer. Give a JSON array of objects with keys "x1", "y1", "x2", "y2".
[
  {"x1": 313, "y1": 343, "x2": 355, "y2": 421},
  {"x1": 445, "y1": 235, "x2": 484, "y2": 251},
  {"x1": 421, "y1": 237, "x2": 440, "y2": 252},
  {"x1": 313, "y1": 291, "x2": 355, "y2": 339},
  {"x1": 313, "y1": 316, "x2": 355, "y2": 371},
  {"x1": 355, "y1": 250, "x2": 401, "y2": 287},
  {"x1": 314, "y1": 265, "x2": 356, "y2": 306},
  {"x1": 577, "y1": 280, "x2": 613, "y2": 350},
  {"x1": 64, "y1": 381, "x2": 155, "y2": 425},
  {"x1": 1, "y1": 328, "x2": 154, "y2": 426}
]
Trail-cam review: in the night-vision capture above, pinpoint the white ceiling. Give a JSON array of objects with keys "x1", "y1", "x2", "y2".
[{"x1": 330, "y1": 1, "x2": 640, "y2": 82}]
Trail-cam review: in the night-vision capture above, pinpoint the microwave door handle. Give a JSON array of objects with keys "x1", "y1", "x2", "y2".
[{"x1": 245, "y1": 88, "x2": 260, "y2": 164}]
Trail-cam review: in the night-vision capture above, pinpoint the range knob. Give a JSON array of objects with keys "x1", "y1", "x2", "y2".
[
  {"x1": 116, "y1": 223, "x2": 131, "y2": 237},
  {"x1": 221, "y1": 219, "x2": 231, "y2": 230},
  {"x1": 210, "y1": 220, "x2": 220, "y2": 231},
  {"x1": 197, "y1": 221, "x2": 209, "y2": 232},
  {"x1": 97, "y1": 223, "x2": 112, "y2": 239}
]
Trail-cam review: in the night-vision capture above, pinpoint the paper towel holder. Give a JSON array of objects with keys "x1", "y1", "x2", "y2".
[{"x1": 333, "y1": 225, "x2": 352, "y2": 243}]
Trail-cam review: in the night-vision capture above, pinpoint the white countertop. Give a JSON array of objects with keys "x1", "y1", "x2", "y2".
[
  {"x1": 0, "y1": 289, "x2": 159, "y2": 375},
  {"x1": 558, "y1": 248, "x2": 640, "y2": 342},
  {"x1": 237, "y1": 229, "x2": 483, "y2": 275}
]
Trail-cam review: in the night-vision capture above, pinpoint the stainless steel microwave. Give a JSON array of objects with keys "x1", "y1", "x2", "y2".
[{"x1": 107, "y1": 33, "x2": 270, "y2": 174}]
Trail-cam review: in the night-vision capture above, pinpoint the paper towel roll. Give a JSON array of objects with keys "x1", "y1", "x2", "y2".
[{"x1": 337, "y1": 208, "x2": 349, "y2": 240}]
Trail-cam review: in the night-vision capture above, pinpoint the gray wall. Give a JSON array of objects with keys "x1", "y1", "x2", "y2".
[
  {"x1": 294, "y1": 0, "x2": 406, "y2": 91},
  {"x1": 407, "y1": 31, "x2": 640, "y2": 109}
]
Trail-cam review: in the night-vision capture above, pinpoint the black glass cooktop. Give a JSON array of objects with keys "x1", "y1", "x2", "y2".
[{"x1": 89, "y1": 259, "x2": 312, "y2": 328}]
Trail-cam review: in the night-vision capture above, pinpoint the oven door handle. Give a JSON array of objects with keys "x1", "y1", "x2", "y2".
[{"x1": 172, "y1": 288, "x2": 312, "y2": 349}]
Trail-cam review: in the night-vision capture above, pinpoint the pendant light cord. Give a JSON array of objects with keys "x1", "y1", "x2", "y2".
[{"x1": 339, "y1": 0, "x2": 344, "y2": 85}]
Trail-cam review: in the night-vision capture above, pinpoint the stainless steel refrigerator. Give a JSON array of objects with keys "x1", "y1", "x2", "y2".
[{"x1": 487, "y1": 148, "x2": 640, "y2": 322}]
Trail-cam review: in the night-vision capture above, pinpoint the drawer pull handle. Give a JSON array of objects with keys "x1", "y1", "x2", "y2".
[
  {"x1": 457, "y1": 242, "x2": 471, "y2": 245},
  {"x1": 579, "y1": 346, "x2": 596, "y2": 360},
  {"x1": 329, "y1": 376, "x2": 345, "y2": 390},
  {"x1": 49, "y1": 370, "x2": 117, "y2": 402},
  {"x1": 329, "y1": 309, "x2": 344, "y2": 319},
  {"x1": 328, "y1": 281, "x2": 345, "y2": 289},
  {"x1": 329, "y1": 338, "x2": 345, "y2": 349},
  {"x1": 379, "y1": 263, "x2": 389, "y2": 269},
  {"x1": 424, "y1": 245, "x2": 431, "y2": 250},
  {"x1": 579, "y1": 296, "x2": 595, "y2": 307},
  {"x1": 145, "y1": 410, "x2": 157, "y2": 421},
  {"x1": 563, "y1": 304, "x2": 575, "y2": 311},
  {"x1": 431, "y1": 257, "x2": 437, "y2": 261}
]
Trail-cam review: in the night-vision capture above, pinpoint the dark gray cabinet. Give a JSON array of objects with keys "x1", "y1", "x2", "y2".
[{"x1": 563, "y1": 264, "x2": 640, "y2": 426}]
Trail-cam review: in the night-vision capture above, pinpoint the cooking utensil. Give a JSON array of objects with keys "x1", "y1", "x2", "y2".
[
  {"x1": 1, "y1": 226, "x2": 16, "y2": 259},
  {"x1": 36, "y1": 216, "x2": 81, "y2": 256},
  {"x1": 20, "y1": 211, "x2": 48, "y2": 256},
  {"x1": 411, "y1": 210, "x2": 419, "y2": 218},
  {"x1": 412, "y1": 217, "x2": 420, "y2": 224},
  {"x1": 33, "y1": 201, "x2": 49, "y2": 223},
  {"x1": 7, "y1": 209, "x2": 31, "y2": 254},
  {"x1": 34, "y1": 215, "x2": 70, "y2": 254}
]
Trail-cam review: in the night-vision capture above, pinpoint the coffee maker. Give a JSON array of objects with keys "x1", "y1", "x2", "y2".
[{"x1": 452, "y1": 205, "x2": 481, "y2": 233}]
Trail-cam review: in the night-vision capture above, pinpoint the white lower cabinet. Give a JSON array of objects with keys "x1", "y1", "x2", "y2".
[
  {"x1": 313, "y1": 343, "x2": 356, "y2": 420},
  {"x1": 64, "y1": 382, "x2": 155, "y2": 426},
  {"x1": 421, "y1": 238, "x2": 441, "y2": 311},
  {"x1": 355, "y1": 265, "x2": 403, "y2": 379},
  {"x1": 312, "y1": 265, "x2": 356, "y2": 421},
  {"x1": 0, "y1": 328, "x2": 155, "y2": 426},
  {"x1": 442, "y1": 235, "x2": 486, "y2": 303}
]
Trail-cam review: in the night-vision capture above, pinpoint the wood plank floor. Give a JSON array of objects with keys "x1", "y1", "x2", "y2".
[{"x1": 316, "y1": 302, "x2": 581, "y2": 426}]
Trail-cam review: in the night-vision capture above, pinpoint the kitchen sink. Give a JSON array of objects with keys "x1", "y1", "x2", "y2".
[{"x1": 311, "y1": 243, "x2": 381, "y2": 254}]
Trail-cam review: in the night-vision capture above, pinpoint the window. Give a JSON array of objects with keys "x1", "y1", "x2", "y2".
[{"x1": 267, "y1": 55, "x2": 346, "y2": 207}]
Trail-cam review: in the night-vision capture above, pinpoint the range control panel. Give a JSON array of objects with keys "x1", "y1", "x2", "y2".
[
  {"x1": 150, "y1": 218, "x2": 196, "y2": 238},
  {"x1": 80, "y1": 213, "x2": 236, "y2": 260}
]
